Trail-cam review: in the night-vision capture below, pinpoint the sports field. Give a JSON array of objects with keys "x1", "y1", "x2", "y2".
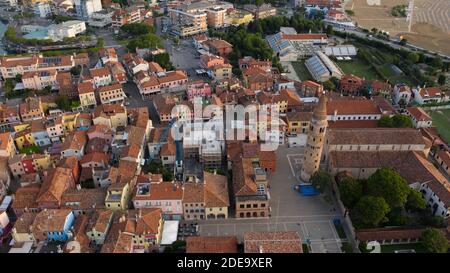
[
  {"x1": 430, "y1": 109, "x2": 450, "y2": 143},
  {"x1": 336, "y1": 58, "x2": 380, "y2": 81}
]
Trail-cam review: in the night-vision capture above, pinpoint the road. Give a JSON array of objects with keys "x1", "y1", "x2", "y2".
[
  {"x1": 189, "y1": 145, "x2": 346, "y2": 253},
  {"x1": 335, "y1": 27, "x2": 450, "y2": 60}
]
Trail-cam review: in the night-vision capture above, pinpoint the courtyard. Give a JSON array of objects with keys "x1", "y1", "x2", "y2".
[{"x1": 196, "y1": 145, "x2": 346, "y2": 253}]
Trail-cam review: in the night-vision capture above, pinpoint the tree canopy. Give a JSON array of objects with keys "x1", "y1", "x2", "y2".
[
  {"x1": 127, "y1": 33, "x2": 162, "y2": 52},
  {"x1": 366, "y1": 168, "x2": 411, "y2": 209},
  {"x1": 121, "y1": 23, "x2": 155, "y2": 37},
  {"x1": 338, "y1": 177, "x2": 363, "y2": 209},
  {"x1": 378, "y1": 114, "x2": 412, "y2": 128},
  {"x1": 311, "y1": 170, "x2": 332, "y2": 193},
  {"x1": 421, "y1": 228, "x2": 449, "y2": 253},
  {"x1": 352, "y1": 196, "x2": 390, "y2": 228}
]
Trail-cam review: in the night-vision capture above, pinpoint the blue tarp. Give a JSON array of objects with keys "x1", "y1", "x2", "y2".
[{"x1": 299, "y1": 185, "x2": 319, "y2": 196}]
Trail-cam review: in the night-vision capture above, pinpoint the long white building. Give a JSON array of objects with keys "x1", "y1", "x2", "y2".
[{"x1": 305, "y1": 51, "x2": 343, "y2": 82}]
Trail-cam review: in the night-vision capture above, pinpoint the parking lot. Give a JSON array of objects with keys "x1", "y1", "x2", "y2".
[{"x1": 194, "y1": 145, "x2": 345, "y2": 252}]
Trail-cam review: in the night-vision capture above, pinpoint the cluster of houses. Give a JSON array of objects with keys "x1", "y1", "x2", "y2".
[{"x1": 0, "y1": 7, "x2": 449, "y2": 251}]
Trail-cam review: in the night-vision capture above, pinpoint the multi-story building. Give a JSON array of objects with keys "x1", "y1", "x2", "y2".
[
  {"x1": 92, "y1": 104, "x2": 127, "y2": 129},
  {"x1": 34, "y1": 2, "x2": 54, "y2": 18},
  {"x1": 19, "y1": 97, "x2": 44, "y2": 122},
  {"x1": 90, "y1": 67, "x2": 112, "y2": 87},
  {"x1": 0, "y1": 55, "x2": 74, "y2": 79},
  {"x1": 205, "y1": 7, "x2": 227, "y2": 28},
  {"x1": 406, "y1": 107, "x2": 433, "y2": 128},
  {"x1": 47, "y1": 21, "x2": 87, "y2": 41},
  {"x1": 392, "y1": 83, "x2": 412, "y2": 105},
  {"x1": 182, "y1": 171, "x2": 230, "y2": 220},
  {"x1": 74, "y1": 0, "x2": 103, "y2": 20},
  {"x1": 243, "y1": 4, "x2": 277, "y2": 19},
  {"x1": 133, "y1": 181, "x2": 184, "y2": 220},
  {"x1": 32, "y1": 209, "x2": 75, "y2": 242},
  {"x1": 97, "y1": 83, "x2": 126, "y2": 104},
  {"x1": 168, "y1": 8, "x2": 208, "y2": 37},
  {"x1": 412, "y1": 86, "x2": 449, "y2": 105},
  {"x1": 78, "y1": 82, "x2": 97, "y2": 109},
  {"x1": 22, "y1": 69, "x2": 58, "y2": 90},
  {"x1": 111, "y1": 7, "x2": 141, "y2": 28},
  {"x1": 233, "y1": 157, "x2": 270, "y2": 218}
]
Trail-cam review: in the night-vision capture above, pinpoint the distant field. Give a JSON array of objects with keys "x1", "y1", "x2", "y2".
[
  {"x1": 291, "y1": 61, "x2": 313, "y2": 81},
  {"x1": 346, "y1": 0, "x2": 450, "y2": 55},
  {"x1": 430, "y1": 109, "x2": 450, "y2": 143}
]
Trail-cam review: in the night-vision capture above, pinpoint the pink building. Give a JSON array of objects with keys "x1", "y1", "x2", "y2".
[
  {"x1": 187, "y1": 81, "x2": 212, "y2": 100},
  {"x1": 132, "y1": 182, "x2": 183, "y2": 220},
  {"x1": 200, "y1": 54, "x2": 225, "y2": 69}
]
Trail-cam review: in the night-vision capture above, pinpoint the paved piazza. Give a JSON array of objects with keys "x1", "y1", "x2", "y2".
[{"x1": 194, "y1": 145, "x2": 346, "y2": 253}]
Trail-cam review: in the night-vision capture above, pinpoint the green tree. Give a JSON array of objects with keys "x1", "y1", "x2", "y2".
[
  {"x1": 56, "y1": 95, "x2": 71, "y2": 111},
  {"x1": 405, "y1": 189, "x2": 426, "y2": 212},
  {"x1": 391, "y1": 114, "x2": 412, "y2": 128},
  {"x1": 421, "y1": 228, "x2": 449, "y2": 253},
  {"x1": 352, "y1": 196, "x2": 390, "y2": 228},
  {"x1": 127, "y1": 33, "x2": 162, "y2": 52},
  {"x1": 121, "y1": 23, "x2": 155, "y2": 36},
  {"x1": 378, "y1": 116, "x2": 393, "y2": 127},
  {"x1": 438, "y1": 74, "x2": 446, "y2": 86},
  {"x1": 338, "y1": 177, "x2": 363, "y2": 209},
  {"x1": 323, "y1": 80, "x2": 336, "y2": 91},
  {"x1": 15, "y1": 74, "x2": 22, "y2": 83},
  {"x1": 311, "y1": 170, "x2": 332, "y2": 193},
  {"x1": 366, "y1": 168, "x2": 410, "y2": 209},
  {"x1": 3, "y1": 78, "x2": 14, "y2": 94},
  {"x1": 407, "y1": 52, "x2": 420, "y2": 63},
  {"x1": 430, "y1": 57, "x2": 443, "y2": 69},
  {"x1": 70, "y1": 65, "x2": 81, "y2": 76}
]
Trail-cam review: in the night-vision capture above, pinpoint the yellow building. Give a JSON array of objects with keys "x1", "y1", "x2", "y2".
[
  {"x1": 132, "y1": 209, "x2": 164, "y2": 248},
  {"x1": 32, "y1": 153, "x2": 52, "y2": 171},
  {"x1": 230, "y1": 11, "x2": 254, "y2": 26},
  {"x1": 211, "y1": 64, "x2": 232, "y2": 80},
  {"x1": 14, "y1": 129, "x2": 35, "y2": 150},
  {"x1": 284, "y1": 112, "x2": 312, "y2": 135},
  {"x1": 14, "y1": 123, "x2": 30, "y2": 133},
  {"x1": 78, "y1": 82, "x2": 97, "y2": 109},
  {"x1": 105, "y1": 183, "x2": 130, "y2": 210},
  {"x1": 62, "y1": 112, "x2": 80, "y2": 132}
]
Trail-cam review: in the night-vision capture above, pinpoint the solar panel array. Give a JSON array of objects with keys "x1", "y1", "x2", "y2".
[{"x1": 305, "y1": 55, "x2": 330, "y2": 80}]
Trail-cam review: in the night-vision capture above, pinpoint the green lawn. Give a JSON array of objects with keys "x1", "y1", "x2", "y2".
[
  {"x1": 336, "y1": 57, "x2": 381, "y2": 80},
  {"x1": 430, "y1": 109, "x2": 450, "y2": 143},
  {"x1": 19, "y1": 145, "x2": 41, "y2": 155},
  {"x1": 291, "y1": 61, "x2": 313, "y2": 81},
  {"x1": 381, "y1": 243, "x2": 429, "y2": 253}
]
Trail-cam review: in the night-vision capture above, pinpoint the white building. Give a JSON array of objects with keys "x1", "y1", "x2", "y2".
[
  {"x1": 34, "y1": 2, "x2": 54, "y2": 18},
  {"x1": 392, "y1": 84, "x2": 412, "y2": 105},
  {"x1": 405, "y1": 107, "x2": 432, "y2": 129},
  {"x1": 88, "y1": 10, "x2": 113, "y2": 28},
  {"x1": 412, "y1": 86, "x2": 449, "y2": 105},
  {"x1": 420, "y1": 180, "x2": 450, "y2": 218},
  {"x1": 74, "y1": 0, "x2": 103, "y2": 20},
  {"x1": 305, "y1": 51, "x2": 343, "y2": 82},
  {"x1": 47, "y1": 20, "x2": 86, "y2": 41}
]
